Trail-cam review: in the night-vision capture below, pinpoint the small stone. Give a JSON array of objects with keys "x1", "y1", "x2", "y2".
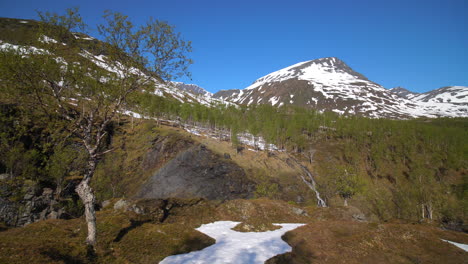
[
  {"x1": 296, "y1": 195, "x2": 304, "y2": 204},
  {"x1": 48, "y1": 211, "x2": 59, "y2": 219},
  {"x1": 223, "y1": 153, "x2": 231, "y2": 159},
  {"x1": 0, "y1": 173, "x2": 9, "y2": 180},
  {"x1": 292, "y1": 207, "x2": 308, "y2": 216},
  {"x1": 352, "y1": 213, "x2": 367, "y2": 222},
  {"x1": 23, "y1": 193, "x2": 34, "y2": 200},
  {"x1": 131, "y1": 205, "x2": 144, "y2": 214},
  {"x1": 42, "y1": 188, "x2": 54, "y2": 196},
  {"x1": 113, "y1": 199, "x2": 129, "y2": 210},
  {"x1": 101, "y1": 200, "x2": 111, "y2": 208}
]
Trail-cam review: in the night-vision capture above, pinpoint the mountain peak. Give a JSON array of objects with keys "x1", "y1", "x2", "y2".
[
  {"x1": 244, "y1": 57, "x2": 373, "y2": 91},
  {"x1": 389, "y1": 87, "x2": 419, "y2": 99},
  {"x1": 311, "y1": 56, "x2": 342, "y2": 65}
]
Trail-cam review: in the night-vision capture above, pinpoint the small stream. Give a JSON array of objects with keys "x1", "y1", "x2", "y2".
[
  {"x1": 285, "y1": 157, "x2": 327, "y2": 207},
  {"x1": 298, "y1": 165, "x2": 327, "y2": 207}
]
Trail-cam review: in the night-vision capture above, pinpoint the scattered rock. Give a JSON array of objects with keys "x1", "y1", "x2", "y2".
[
  {"x1": 295, "y1": 195, "x2": 304, "y2": 204},
  {"x1": 114, "y1": 199, "x2": 129, "y2": 211},
  {"x1": 42, "y1": 188, "x2": 54, "y2": 196},
  {"x1": 291, "y1": 207, "x2": 308, "y2": 216},
  {"x1": 0, "y1": 173, "x2": 9, "y2": 180},
  {"x1": 23, "y1": 193, "x2": 34, "y2": 200},
  {"x1": 130, "y1": 204, "x2": 144, "y2": 214},
  {"x1": 101, "y1": 200, "x2": 111, "y2": 208},
  {"x1": 352, "y1": 213, "x2": 367, "y2": 222},
  {"x1": 223, "y1": 153, "x2": 231, "y2": 159}
]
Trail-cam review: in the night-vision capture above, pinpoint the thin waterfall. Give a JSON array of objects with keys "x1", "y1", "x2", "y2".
[
  {"x1": 298, "y1": 165, "x2": 327, "y2": 207},
  {"x1": 285, "y1": 157, "x2": 327, "y2": 207}
]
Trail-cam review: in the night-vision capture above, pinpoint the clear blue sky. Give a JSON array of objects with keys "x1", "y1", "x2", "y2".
[{"x1": 1, "y1": 0, "x2": 467, "y2": 93}]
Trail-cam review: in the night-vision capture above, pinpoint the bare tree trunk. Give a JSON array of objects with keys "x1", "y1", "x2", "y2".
[
  {"x1": 344, "y1": 197, "x2": 348, "y2": 207},
  {"x1": 75, "y1": 158, "x2": 97, "y2": 248},
  {"x1": 424, "y1": 203, "x2": 433, "y2": 220}
]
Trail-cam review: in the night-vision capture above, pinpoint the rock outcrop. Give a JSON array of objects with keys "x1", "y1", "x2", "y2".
[
  {"x1": 136, "y1": 144, "x2": 255, "y2": 200},
  {"x1": 0, "y1": 184, "x2": 68, "y2": 226}
]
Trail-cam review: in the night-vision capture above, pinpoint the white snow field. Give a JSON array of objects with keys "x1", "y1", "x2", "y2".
[{"x1": 160, "y1": 221, "x2": 305, "y2": 264}]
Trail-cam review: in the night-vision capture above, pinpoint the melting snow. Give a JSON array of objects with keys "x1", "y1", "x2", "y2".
[
  {"x1": 122, "y1": 110, "x2": 142, "y2": 119},
  {"x1": 160, "y1": 221, "x2": 305, "y2": 264},
  {"x1": 441, "y1": 239, "x2": 468, "y2": 252},
  {"x1": 39, "y1": 35, "x2": 58, "y2": 44},
  {"x1": 0, "y1": 41, "x2": 50, "y2": 55}
]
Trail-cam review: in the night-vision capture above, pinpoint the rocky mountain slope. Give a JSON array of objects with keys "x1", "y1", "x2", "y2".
[
  {"x1": 213, "y1": 58, "x2": 467, "y2": 118},
  {"x1": 172, "y1": 82, "x2": 212, "y2": 96},
  {"x1": 389, "y1": 87, "x2": 419, "y2": 99}
]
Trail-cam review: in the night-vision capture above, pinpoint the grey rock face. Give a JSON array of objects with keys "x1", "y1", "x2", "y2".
[
  {"x1": 0, "y1": 197, "x2": 18, "y2": 226},
  {"x1": 0, "y1": 185, "x2": 67, "y2": 227},
  {"x1": 136, "y1": 144, "x2": 255, "y2": 200}
]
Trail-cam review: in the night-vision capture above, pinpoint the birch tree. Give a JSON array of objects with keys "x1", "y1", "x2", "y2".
[{"x1": 0, "y1": 8, "x2": 191, "y2": 250}]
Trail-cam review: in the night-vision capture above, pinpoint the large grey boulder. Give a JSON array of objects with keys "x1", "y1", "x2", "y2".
[{"x1": 136, "y1": 144, "x2": 255, "y2": 201}]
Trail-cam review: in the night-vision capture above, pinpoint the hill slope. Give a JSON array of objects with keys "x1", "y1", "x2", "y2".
[{"x1": 0, "y1": 17, "x2": 225, "y2": 108}]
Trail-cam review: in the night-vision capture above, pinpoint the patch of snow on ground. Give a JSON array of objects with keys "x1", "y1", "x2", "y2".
[
  {"x1": 39, "y1": 35, "x2": 58, "y2": 44},
  {"x1": 155, "y1": 89, "x2": 165, "y2": 97},
  {"x1": 441, "y1": 239, "x2": 468, "y2": 252},
  {"x1": 160, "y1": 221, "x2": 305, "y2": 264},
  {"x1": 0, "y1": 41, "x2": 50, "y2": 55},
  {"x1": 122, "y1": 110, "x2": 142, "y2": 119}
]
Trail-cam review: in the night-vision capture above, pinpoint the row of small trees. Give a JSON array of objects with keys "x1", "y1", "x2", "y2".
[{"x1": 138, "y1": 93, "x2": 467, "y2": 221}]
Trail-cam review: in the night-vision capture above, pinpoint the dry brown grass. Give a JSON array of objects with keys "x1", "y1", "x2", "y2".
[{"x1": 1, "y1": 198, "x2": 467, "y2": 264}]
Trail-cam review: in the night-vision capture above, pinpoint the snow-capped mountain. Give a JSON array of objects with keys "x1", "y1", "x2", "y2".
[
  {"x1": 214, "y1": 57, "x2": 419, "y2": 118},
  {"x1": 213, "y1": 58, "x2": 468, "y2": 118}
]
